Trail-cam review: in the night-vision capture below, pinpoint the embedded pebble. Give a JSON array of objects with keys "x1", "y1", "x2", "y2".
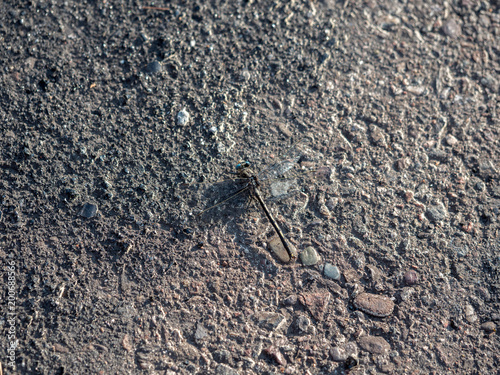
[
  {"x1": 465, "y1": 304, "x2": 478, "y2": 323},
  {"x1": 53, "y1": 343, "x2": 69, "y2": 353},
  {"x1": 475, "y1": 181, "x2": 486, "y2": 192},
  {"x1": 404, "y1": 270, "x2": 419, "y2": 285},
  {"x1": 79, "y1": 203, "x2": 98, "y2": 218},
  {"x1": 296, "y1": 315, "x2": 311, "y2": 333},
  {"x1": 481, "y1": 74, "x2": 499, "y2": 92},
  {"x1": 400, "y1": 287, "x2": 414, "y2": 302},
  {"x1": 177, "y1": 108, "x2": 190, "y2": 126},
  {"x1": 299, "y1": 291, "x2": 331, "y2": 321},
  {"x1": 480, "y1": 322, "x2": 496, "y2": 333},
  {"x1": 324, "y1": 263, "x2": 341, "y2": 280},
  {"x1": 369, "y1": 125, "x2": 387, "y2": 148},
  {"x1": 121, "y1": 334, "x2": 132, "y2": 351},
  {"x1": 477, "y1": 287, "x2": 491, "y2": 301},
  {"x1": 283, "y1": 294, "x2": 297, "y2": 306},
  {"x1": 353, "y1": 293, "x2": 394, "y2": 317},
  {"x1": 255, "y1": 311, "x2": 286, "y2": 331},
  {"x1": 300, "y1": 246, "x2": 320, "y2": 266},
  {"x1": 213, "y1": 349, "x2": 232, "y2": 365},
  {"x1": 215, "y1": 364, "x2": 239, "y2": 375},
  {"x1": 442, "y1": 18, "x2": 461, "y2": 38},
  {"x1": 406, "y1": 85, "x2": 426, "y2": 96},
  {"x1": 268, "y1": 237, "x2": 294, "y2": 263},
  {"x1": 330, "y1": 347, "x2": 347, "y2": 362},
  {"x1": 146, "y1": 60, "x2": 162, "y2": 73},
  {"x1": 358, "y1": 335, "x2": 390, "y2": 355},
  {"x1": 427, "y1": 202, "x2": 448, "y2": 222},
  {"x1": 428, "y1": 148, "x2": 447, "y2": 161},
  {"x1": 264, "y1": 346, "x2": 286, "y2": 366},
  {"x1": 194, "y1": 324, "x2": 208, "y2": 341},
  {"x1": 330, "y1": 343, "x2": 358, "y2": 362},
  {"x1": 446, "y1": 135, "x2": 459, "y2": 146},
  {"x1": 240, "y1": 69, "x2": 251, "y2": 82}
]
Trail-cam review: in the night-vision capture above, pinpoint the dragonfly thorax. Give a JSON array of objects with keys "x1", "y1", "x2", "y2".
[{"x1": 235, "y1": 161, "x2": 258, "y2": 182}]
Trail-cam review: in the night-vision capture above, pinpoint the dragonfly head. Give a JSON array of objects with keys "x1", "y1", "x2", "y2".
[{"x1": 235, "y1": 161, "x2": 251, "y2": 170}]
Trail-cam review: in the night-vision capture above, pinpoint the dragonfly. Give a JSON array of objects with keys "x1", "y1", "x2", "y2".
[{"x1": 188, "y1": 136, "x2": 314, "y2": 262}]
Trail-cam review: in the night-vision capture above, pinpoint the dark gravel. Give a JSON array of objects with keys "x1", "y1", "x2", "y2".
[{"x1": 0, "y1": 1, "x2": 498, "y2": 374}]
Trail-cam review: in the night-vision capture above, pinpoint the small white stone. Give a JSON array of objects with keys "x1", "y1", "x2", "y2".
[
  {"x1": 324, "y1": 263, "x2": 341, "y2": 280},
  {"x1": 330, "y1": 347, "x2": 346, "y2": 362},
  {"x1": 465, "y1": 304, "x2": 478, "y2": 323},
  {"x1": 446, "y1": 135, "x2": 459, "y2": 146},
  {"x1": 177, "y1": 108, "x2": 190, "y2": 126}
]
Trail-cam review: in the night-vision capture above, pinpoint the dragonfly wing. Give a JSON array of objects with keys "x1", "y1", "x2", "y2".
[
  {"x1": 268, "y1": 178, "x2": 296, "y2": 199},
  {"x1": 196, "y1": 184, "x2": 251, "y2": 217},
  {"x1": 258, "y1": 159, "x2": 297, "y2": 181},
  {"x1": 258, "y1": 136, "x2": 312, "y2": 182}
]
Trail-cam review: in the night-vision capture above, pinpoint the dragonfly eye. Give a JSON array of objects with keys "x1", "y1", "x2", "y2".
[{"x1": 236, "y1": 161, "x2": 250, "y2": 170}]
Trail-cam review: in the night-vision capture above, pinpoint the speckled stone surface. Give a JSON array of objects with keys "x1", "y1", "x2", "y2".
[{"x1": 353, "y1": 293, "x2": 394, "y2": 317}]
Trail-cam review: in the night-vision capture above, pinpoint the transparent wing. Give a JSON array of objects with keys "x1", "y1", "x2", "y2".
[
  {"x1": 195, "y1": 184, "x2": 251, "y2": 217},
  {"x1": 257, "y1": 135, "x2": 313, "y2": 182},
  {"x1": 183, "y1": 176, "x2": 250, "y2": 216}
]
